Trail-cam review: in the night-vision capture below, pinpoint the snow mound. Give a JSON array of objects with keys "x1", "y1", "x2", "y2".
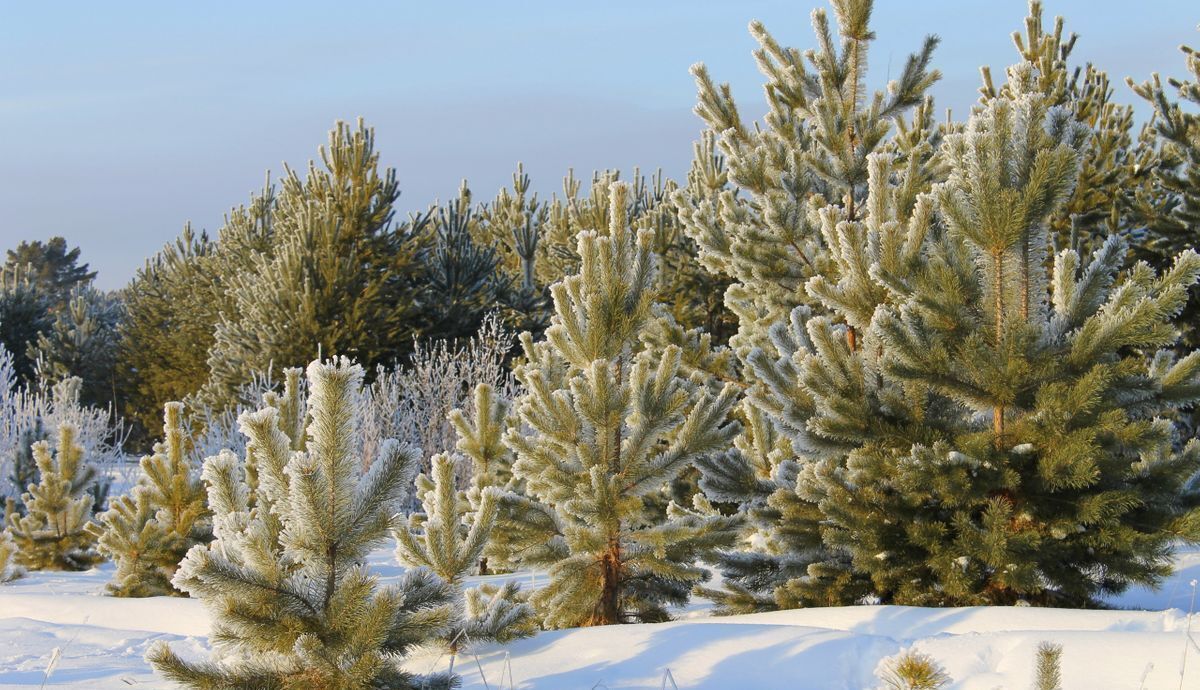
[{"x1": 1, "y1": 548, "x2": 1197, "y2": 689}]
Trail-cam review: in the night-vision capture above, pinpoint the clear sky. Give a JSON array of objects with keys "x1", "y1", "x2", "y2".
[{"x1": 1, "y1": 1, "x2": 1196, "y2": 289}]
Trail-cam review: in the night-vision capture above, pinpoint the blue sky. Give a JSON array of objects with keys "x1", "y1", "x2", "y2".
[{"x1": 1, "y1": 1, "x2": 1196, "y2": 289}]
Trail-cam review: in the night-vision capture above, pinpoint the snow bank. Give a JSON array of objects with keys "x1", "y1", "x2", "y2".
[{"x1": 1, "y1": 548, "x2": 1197, "y2": 689}]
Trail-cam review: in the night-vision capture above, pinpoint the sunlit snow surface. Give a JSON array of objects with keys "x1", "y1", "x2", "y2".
[{"x1": 1, "y1": 547, "x2": 1198, "y2": 689}]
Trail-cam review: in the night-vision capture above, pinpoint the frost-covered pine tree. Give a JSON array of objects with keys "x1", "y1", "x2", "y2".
[
  {"x1": 5, "y1": 422, "x2": 101, "y2": 571},
  {"x1": 394, "y1": 453, "x2": 534, "y2": 661},
  {"x1": 149, "y1": 358, "x2": 457, "y2": 689},
  {"x1": 745, "y1": 79, "x2": 1200, "y2": 607},
  {"x1": 88, "y1": 402, "x2": 210, "y2": 597},
  {"x1": 0, "y1": 500, "x2": 23, "y2": 582},
  {"x1": 31, "y1": 285, "x2": 122, "y2": 410},
  {"x1": 675, "y1": 0, "x2": 943, "y2": 612},
  {"x1": 199, "y1": 119, "x2": 432, "y2": 410},
  {"x1": 1128, "y1": 35, "x2": 1200, "y2": 366},
  {"x1": 499, "y1": 182, "x2": 741, "y2": 627}
]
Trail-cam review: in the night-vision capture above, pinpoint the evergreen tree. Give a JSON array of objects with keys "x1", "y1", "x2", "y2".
[
  {"x1": 5, "y1": 422, "x2": 101, "y2": 571},
  {"x1": 673, "y1": 0, "x2": 940, "y2": 359},
  {"x1": 88, "y1": 402, "x2": 210, "y2": 597},
  {"x1": 6, "y1": 424, "x2": 45, "y2": 514},
  {"x1": 0, "y1": 500, "x2": 23, "y2": 582},
  {"x1": 420, "y1": 184, "x2": 508, "y2": 342},
  {"x1": 32, "y1": 286, "x2": 122, "y2": 410},
  {"x1": 676, "y1": 0, "x2": 943, "y2": 612},
  {"x1": 118, "y1": 193, "x2": 272, "y2": 440},
  {"x1": 1128, "y1": 36, "x2": 1200, "y2": 357},
  {"x1": 740, "y1": 83, "x2": 1200, "y2": 607},
  {"x1": 979, "y1": 1, "x2": 1138, "y2": 252},
  {"x1": 200, "y1": 121, "x2": 434, "y2": 409},
  {"x1": 0, "y1": 266, "x2": 54, "y2": 384},
  {"x1": 394, "y1": 453, "x2": 534, "y2": 659},
  {"x1": 148, "y1": 358, "x2": 457, "y2": 689},
  {"x1": 3, "y1": 237, "x2": 96, "y2": 303},
  {"x1": 499, "y1": 182, "x2": 741, "y2": 627}
]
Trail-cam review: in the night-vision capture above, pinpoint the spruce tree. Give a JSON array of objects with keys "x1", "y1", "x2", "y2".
[
  {"x1": 499, "y1": 182, "x2": 741, "y2": 627},
  {"x1": 88, "y1": 402, "x2": 210, "y2": 597},
  {"x1": 5, "y1": 422, "x2": 101, "y2": 571},
  {"x1": 148, "y1": 358, "x2": 457, "y2": 690}
]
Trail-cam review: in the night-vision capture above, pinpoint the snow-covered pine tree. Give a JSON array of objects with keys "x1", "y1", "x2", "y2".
[
  {"x1": 675, "y1": 0, "x2": 944, "y2": 612},
  {"x1": 451, "y1": 384, "x2": 515, "y2": 496},
  {"x1": 499, "y1": 181, "x2": 741, "y2": 627},
  {"x1": 88, "y1": 402, "x2": 210, "y2": 597},
  {"x1": 5, "y1": 422, "x2": 101, "y2": 570},
  {"x1": 394, "y1": 453, "x2": 534, "y2": 658},
  {"x1": 6, "y1": 424, "x2": 44, "y2": 513},
  {"x1": 755, "y1": 78, "x2": 1200, "y2": 607},
  {"x1": 148, "y1": 358, "x2": 457, "y2": 689}
]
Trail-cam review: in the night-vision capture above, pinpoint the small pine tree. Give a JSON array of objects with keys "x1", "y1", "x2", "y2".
[
  {"x1": 6, "y1": 423, "x2": 45, "y2": 514},
  {"x1": 32, "y1": 286, "x2": 122, "y2": 410},
  {"x1": 499, "y1": 182, "x2": 741, "y2": 627},
  {"x1": 395, "y1": 453, "x2": 501, "y2": 587},
  {"x1": 1035, "y1": 641, "x2": 1063, "y2": 690},
  {"x1": 0, "y1": 499, "x2": 23, "y2": 582},
  {"x1": 878, "y1": 650, "x2": 951, "y2": 690},
  {"x1": 394, "y1": 453, "x2": 535, "y2": 662},
  {"x1": 88, "y1": 402, "x2": 210, "y2": 597},
  {"x1": 5, "y1": 423, "x2": 101, "y2": 570},
  {"x1": 148, "y1": 358, "x2": 457, "y2": 690}
]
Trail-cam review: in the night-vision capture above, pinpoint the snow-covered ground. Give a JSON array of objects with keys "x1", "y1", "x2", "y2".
[{"x1": 1, "y1": 548, "x2": 1198, "y2": 689}]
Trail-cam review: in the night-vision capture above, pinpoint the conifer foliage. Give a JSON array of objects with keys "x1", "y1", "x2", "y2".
[
  {"x1": 500, "y1": 182, "x2": 741, "y2": 627},
  {"x1": 394, "y1": 453, "x2": 534, "y2": 653},
  {"x1": 0, "y1": 502, "x2": 22, "y2": 582},
  {"x1": 148, "y1": 358, "x2": 456, "y2": 689},
  {"x1": 89, "y1": 402, "x2": 210, "y2": 597},
  {"x1": 730, "y1": 81, "x2": 1200, "y2": 607},
  {"x1": 5, "y1": 423, "x2": 101, "y2": 571}
]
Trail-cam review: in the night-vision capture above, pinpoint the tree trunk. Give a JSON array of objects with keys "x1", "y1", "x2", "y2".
[{"x1": 587, "y1": 544, "x2": 622, "y2": 626}]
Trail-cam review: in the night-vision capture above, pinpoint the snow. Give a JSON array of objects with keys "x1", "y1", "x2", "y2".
[{"x1": 1, "y1": 547, "x2": 1198, "y2": 689}]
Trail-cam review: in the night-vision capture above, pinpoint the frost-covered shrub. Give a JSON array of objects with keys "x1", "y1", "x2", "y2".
[
  {"x1": 361, "y1": 311, "x2": 515, "y2": 483},
  {"x1": 0, "y1": 345, "x2": 128, "y2": 505}
]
